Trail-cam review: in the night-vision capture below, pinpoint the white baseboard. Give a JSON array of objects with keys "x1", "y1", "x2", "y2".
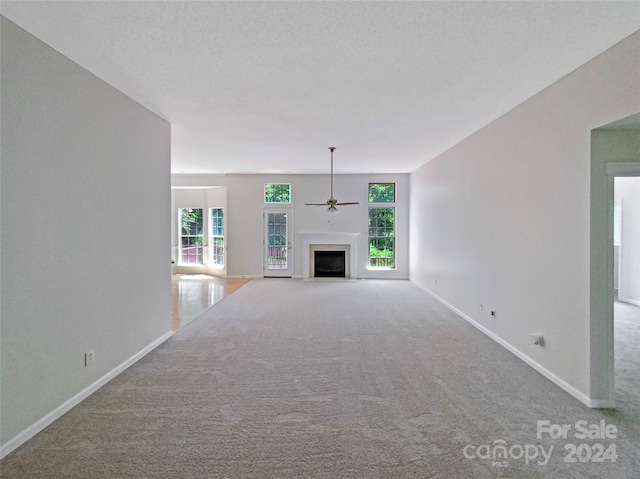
[
  {"x1": 0, "y1": 330, "x2": 174, "y2": 459},
  {"x1": 354, "y1": 278, "x2": 410, "y2": 282},
  {"x1": 618, "y1": 296, "x2": 640, "y2": 307},
  {"x1": 226, "y1": 275, "x2": 262, "y2": 279},
  {"x1": 410, "y1": 280, "x2": 594, "y2": 408}
]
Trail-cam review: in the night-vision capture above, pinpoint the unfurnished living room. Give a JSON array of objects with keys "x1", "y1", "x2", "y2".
[{"x1": 1, "y1": 2, "x2": 639, "y2": 478}]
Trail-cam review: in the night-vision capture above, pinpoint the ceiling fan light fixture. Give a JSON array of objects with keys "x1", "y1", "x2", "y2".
[{"x1": 305, "y1": 147, "x2": 360, "y2": 212}]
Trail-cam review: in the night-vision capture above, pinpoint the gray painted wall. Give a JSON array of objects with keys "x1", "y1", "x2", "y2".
[{"x1": 1, "y1": 18, "x2": 172, "y2": 447}]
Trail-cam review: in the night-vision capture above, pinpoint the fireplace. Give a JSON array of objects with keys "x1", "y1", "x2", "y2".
[
  {"x1": 308, "y1": 243, "x2": 350, "y2": 278},
  {"x1": 314, "y1": 250, "x2": 346, "y2": 278},
  {"x1": 300, "y1": 232, "x2": 359, "y2": 280}
]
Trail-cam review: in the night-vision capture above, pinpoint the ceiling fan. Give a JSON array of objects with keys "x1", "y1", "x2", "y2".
[{"x1": 306, "y1": 147, "x2": 360, "y2": 212}]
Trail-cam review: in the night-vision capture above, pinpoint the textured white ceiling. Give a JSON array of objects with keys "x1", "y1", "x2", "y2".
[{"x1": 2, "y1": 1, "x2": 639, "y2": 174}]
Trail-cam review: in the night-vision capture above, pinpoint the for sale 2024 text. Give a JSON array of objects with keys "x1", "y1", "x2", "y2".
[{"x1": 537, "y1": 420, "x2": 618, "y2": 463}]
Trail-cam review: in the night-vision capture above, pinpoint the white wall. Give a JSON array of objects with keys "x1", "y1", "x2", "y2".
[
  {"x1": 410, "y1": 31, "x2": 639, "y2": 405},
  {"x1": 1, "y1": 17, "x2": 172, "y2": 452},
  {"x1": 171, "y1": 173, "x2": 410, "y2": 279},
  {"x1": 615, "y1": 178, "x2": 640, "y2": 305}
]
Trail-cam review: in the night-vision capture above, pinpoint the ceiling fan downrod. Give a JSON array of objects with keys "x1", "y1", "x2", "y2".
[
  {"x1": 329, "y1": 146, "x2": 335, "y2": 201},
  {"x1": 305, "y1": 147, "x2": 360, "y2": 212}
]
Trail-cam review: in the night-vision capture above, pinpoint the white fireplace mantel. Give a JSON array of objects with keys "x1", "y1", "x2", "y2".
[{"x1": 300, "y1": 232, "x2": 359, "y2": 279}]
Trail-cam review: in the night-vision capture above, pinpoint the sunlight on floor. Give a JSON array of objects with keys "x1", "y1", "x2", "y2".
[{"x1": 171, "y1": 274, "x2": 249, "y2": 331}]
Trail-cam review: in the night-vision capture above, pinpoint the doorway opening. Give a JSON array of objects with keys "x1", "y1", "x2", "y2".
[
  {"x1": 590, "y1": 116, "x2": 639, "y2": 409},
  {"x1": 594, "y1": 159, "x2": 640, "y2": 408},
  {"x1": 613, "y1": 176, "x2": 640, "y2": 416}
]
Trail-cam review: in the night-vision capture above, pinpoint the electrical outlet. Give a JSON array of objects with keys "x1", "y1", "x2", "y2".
[
  {"x1": 85, "y1": 350, "x2": 95, "y2": 366},
  {"x1": 479, "y1": 303, "x2": 484, "y2": 311}
]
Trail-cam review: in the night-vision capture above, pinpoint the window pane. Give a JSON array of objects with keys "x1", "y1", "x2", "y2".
[
  {"x1": 368, "y1": 207, "x2": 395, "y2": 268},
  {"x1": 265, "y1": 183, "x2": 291, "y2": 203},
  {"x1": 179, "y1": 208, "x2": 204, "y2": 264},
  {"x1": 181, "y1": 208, "x2": 203, "y2": 235},
  {"x1": 368, "y1": 183, "x2": 395, "y2": 203},
  {"x1": 211, "y1": 208, "x2": 224, "y2": 236},
  {"x1": 212, "y1": 237, "x2": 224, "y2": 265},
  {"x1": 181, "y1": 237, "x2": 202, "y2": 264},
  {"x1": 267, "y1": 212, "x2": 288, "y2": 268},
  {"x1": 210, "y1": 208, "x2": 225, "y2": 266}
]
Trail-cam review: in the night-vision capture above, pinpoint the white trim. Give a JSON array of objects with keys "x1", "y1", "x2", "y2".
[
  {"x1": 411, "y1": 280, "x2": 594, "y2": 408},
  {"x1": 0, "y1": 330, "x2": 174, "y2": 459},
  {"x1": 226, "y1": 275, "x2": 262, "y2": 279},
  {"x1": 606, "y1": 162, "x2": 640, "y2": 176},
  {"x1": 618, "y1": 296, "x2": 640, "y2": 307},
  {"x1": 605, "y1": 171, "x2": 617, "y2": 405}
]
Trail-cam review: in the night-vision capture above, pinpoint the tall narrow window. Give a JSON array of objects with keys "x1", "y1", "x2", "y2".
[
  {"x1": 368, "y1": 183, "x2": 396, "y2": 269},
  {"x1": 210, "y1": 208, "x2": 224, "y2": 267},
  {"x1": 179, "y1": 208, "x2": 203, "y2": 264},
  {"x1": 265, "y1": 183, "x2": 291, "y2": 203}
]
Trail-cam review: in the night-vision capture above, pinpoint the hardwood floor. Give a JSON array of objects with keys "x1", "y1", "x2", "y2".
[{"x1": 171, "y1": 274, "x2": 249, "y2": 331}]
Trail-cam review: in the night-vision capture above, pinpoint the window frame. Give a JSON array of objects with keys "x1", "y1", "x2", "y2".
[
  {"x1": 178, "y1": 207, "x2": 204, "y2": 265},
  {"x1": 210, "y1": 207, "x2": 225, "y2": 267},
  {"x1": 368, "y1": 183, "x2": 396, "y2": 270}
]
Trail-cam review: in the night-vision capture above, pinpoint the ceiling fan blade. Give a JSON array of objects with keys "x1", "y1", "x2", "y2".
[
  {"x1": 305, "y1": 203, "x2": 328, "y2": 206},
  {"x1": 336, "y1": 202, "x2": 360, "y2": 206}
]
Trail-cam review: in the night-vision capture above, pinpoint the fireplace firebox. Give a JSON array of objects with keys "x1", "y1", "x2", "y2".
[{"x1": 314, "y1": 250, "x2": 346, "y2": 278}]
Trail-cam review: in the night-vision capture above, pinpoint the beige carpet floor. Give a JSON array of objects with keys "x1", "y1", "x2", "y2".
[
  {"x1": 615, "y1": 299, "x2": 640, "y2": 421},
  {"x1": 2, "y1": 279, "x2": 639, "y2": 478}
]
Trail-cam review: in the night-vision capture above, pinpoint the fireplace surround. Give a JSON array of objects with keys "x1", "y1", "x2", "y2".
[{"x1": 300, "y1": 232, "x2": 358, "y2": 280}]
